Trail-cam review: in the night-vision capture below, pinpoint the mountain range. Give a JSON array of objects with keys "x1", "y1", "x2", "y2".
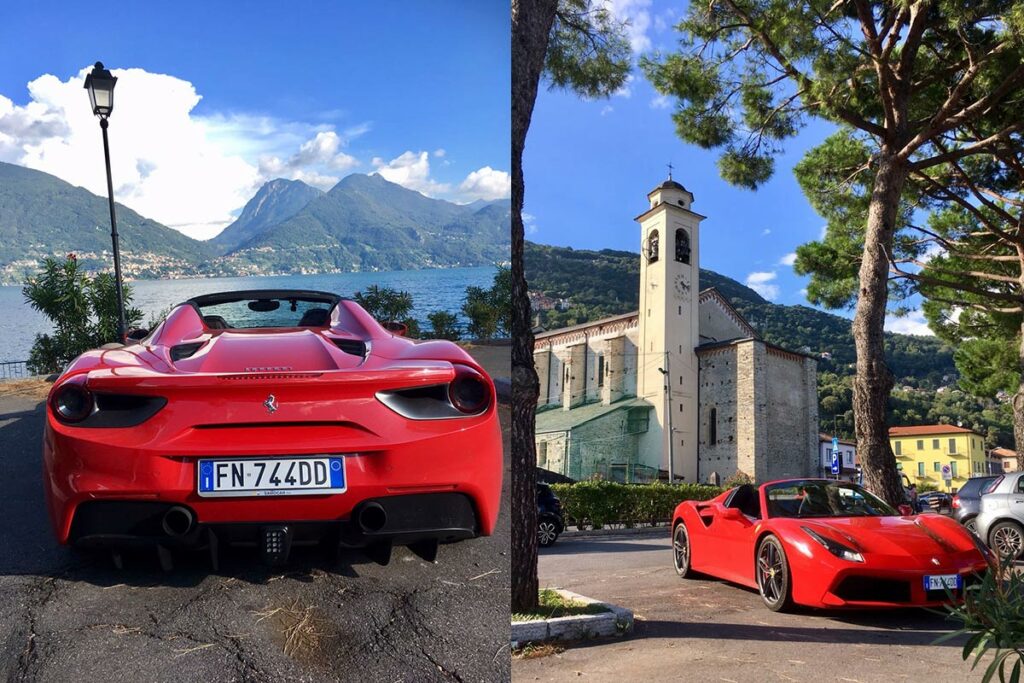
[{"x1": 0, "y1": 161, "x2": 510, "y2": 284}]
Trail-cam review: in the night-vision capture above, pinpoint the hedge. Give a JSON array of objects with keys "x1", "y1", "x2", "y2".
[{"x1": 550, "y1": 481, "x2": 723, "y2": 530}]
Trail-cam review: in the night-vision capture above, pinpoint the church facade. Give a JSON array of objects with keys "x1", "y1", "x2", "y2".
[{"x1": 534, "y1": 179, "x2": 819, "y2": 484}]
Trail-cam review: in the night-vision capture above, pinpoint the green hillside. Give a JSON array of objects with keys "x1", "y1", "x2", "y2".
[
  {"x1": 0, "y1": 161, "x2": 213, "y2": 282},
  {"x1": 210, "y1": 178, "x2": 323, "y2": 253},
  {"x1": 525, "y1": 241, "x2": 1013, "y2": 446}
]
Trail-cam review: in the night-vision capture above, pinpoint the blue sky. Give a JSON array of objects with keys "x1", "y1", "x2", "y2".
[
  {"x1": 522, "y1": 0, "x2": 931, "y2": 335},
  {"x1": 0, "y1": 1, "x2": 510, "y2": 239}
]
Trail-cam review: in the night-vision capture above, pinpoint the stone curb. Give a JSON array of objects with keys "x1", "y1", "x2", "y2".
[
  {"x1": 510, "y1": 589, "x2": 634, "y2": 646},
  {"x1": 561, "y1": 525, "x2": 669, "y2": 539}
]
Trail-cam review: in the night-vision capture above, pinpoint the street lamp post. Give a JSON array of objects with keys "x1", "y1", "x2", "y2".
[{"x1": 83, "y1": 61, "x2": 127, "y2": 342}]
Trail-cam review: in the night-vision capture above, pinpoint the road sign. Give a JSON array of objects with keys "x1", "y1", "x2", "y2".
[
  {"x1": 941, "y1": 464, "x2": 952, "y2": 481},
  {"x1": 832, "y1": 437, "x2": 839, "y2": 451},
  {"x1": 830, "y1": 450, "x2": 840, "y2": 475}
]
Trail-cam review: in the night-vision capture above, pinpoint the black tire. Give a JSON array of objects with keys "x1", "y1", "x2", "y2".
[
  {"x1": 989, "y1": 521, "x2": 1024, "y2": 561},
  {"x1": 672, "y1": 522, "x2": 692, "y2": 578},
  {"x1": 756, "y1": 535, "x2": 793, "y2": 612},
  {"x1": 538, "y1": 516, "x2": 561, "y2": 547}
]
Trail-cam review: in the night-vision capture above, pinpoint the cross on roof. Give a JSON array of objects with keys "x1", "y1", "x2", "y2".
[{"x1": 667, "y1": 162, "x2": 674, "y2": 180}]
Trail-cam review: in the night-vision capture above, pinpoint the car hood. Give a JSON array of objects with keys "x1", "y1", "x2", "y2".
[{"x1": 797, "y1": 515, "x2": 974, "y2": 559}]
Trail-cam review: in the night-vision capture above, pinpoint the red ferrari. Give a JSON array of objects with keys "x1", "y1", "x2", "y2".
[
  {"x1": 43, "y1": 289, "x2": 502, "y2": 568},
  {"x1": 671, "y1": 479, "x2": 989, "y2": 611}
]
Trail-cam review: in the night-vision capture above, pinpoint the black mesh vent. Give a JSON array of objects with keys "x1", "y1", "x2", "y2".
[
  {"x1": 170, "y1": 342, "x2": 204, "y2": 361},
  {"x1": 332, "y1": 338, "x2": 367, "y2": 357}
]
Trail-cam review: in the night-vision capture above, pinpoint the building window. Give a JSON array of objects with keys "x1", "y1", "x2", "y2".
[
  {"x1": 894, "y1": 441, "x2": 902, "y2": 455},
  {"x1": 647, "y1": 230, "x2": 660, "y2": 263},
  {"x1": 934, "y1": 461, "x2": 940, "y2": 472},
  {"x1": 949, "y1": 438, "x2": 957, "y2": 454},
  {"x1": 917, "y1": 439, "x2": 924, "y2": 450},
  {"x1": 950, "y1": 461, "x2": 958, "y2": 478},
  {"x1": 626, "y1": 408, "x2": 649, "y2": 434},
  {"x1": 933, "y1": 439, "x2": 939, "y2": 449},
  {"x1": 918, "y1": 462, "x2": 924, "y2": 477},
  {"x1": 675, "y1": 228, "x2": 690, "y2": 264},
  {"x1": 597, "y1": 354, "x2": 605, "y2": 388},
  {"x1": 538, "y1": 441, "x2": 548, "y2": 467},
  {"x1": 845, "y1": 452, "x2": 853, "y2": 466},
  {"x1": 708, "y1": 407, "x2": 718, "y2": 445}
]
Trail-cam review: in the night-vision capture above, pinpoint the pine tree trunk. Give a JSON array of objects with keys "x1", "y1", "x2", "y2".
[
  {"x1": 1014, "y1": 321, "x2": 1024, "y2": 472},
  {"x1": 852, "y1": 155, "x2": 908, "y2": 507},
  {"x1": 510, "y1": 0, "x2": 557, "y2": 614}
]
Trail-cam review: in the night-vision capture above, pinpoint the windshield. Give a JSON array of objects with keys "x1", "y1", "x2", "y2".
[
  {"x1": 196, "y1": 297, "x2": 334, "y2": 329},
  {"x1": 765, "y1": 480, "x2": 897, "y2": 519}
]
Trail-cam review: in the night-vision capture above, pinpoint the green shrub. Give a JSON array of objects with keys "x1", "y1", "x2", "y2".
[
  {"x1": 940, "y1": 557, "x2": 1024, "y2": 682},
  {"x1": 23, "y1": 255, "x2": 142, "y2": 374},
  {"x1": 551, "y1": 481, "x2": 722, "y2": 530}
]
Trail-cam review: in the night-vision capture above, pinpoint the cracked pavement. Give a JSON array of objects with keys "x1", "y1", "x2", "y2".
[{"x1": 0, "y1": 346, "x2": 511, "y2": 682}]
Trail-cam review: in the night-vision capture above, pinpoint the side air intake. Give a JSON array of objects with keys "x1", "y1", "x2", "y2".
[{"x1": 332, "y1": 338, "x2": 367, "y2": 358}]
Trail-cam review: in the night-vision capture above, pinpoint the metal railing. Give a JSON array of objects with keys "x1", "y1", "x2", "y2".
[{"x1": 0, "y1": 361, "x2": 30, "y2": 381}]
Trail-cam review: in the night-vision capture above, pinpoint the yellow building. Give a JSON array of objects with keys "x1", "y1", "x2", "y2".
[{"x1": 888, "y1": 425, "x2": 988, "y2": 491}]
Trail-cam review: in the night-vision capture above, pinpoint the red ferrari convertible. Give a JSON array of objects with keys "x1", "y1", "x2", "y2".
[
  {"x1": 43, "y1": 289, "x2": 502, "y2": 568},
  {"x1": 671, "y1": 479, "x2": 989, "y2": 611}
]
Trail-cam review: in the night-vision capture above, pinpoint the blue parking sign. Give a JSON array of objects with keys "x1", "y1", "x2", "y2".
[{"x1": 830, "y1": 450, "x2": 840, "y2": 475}]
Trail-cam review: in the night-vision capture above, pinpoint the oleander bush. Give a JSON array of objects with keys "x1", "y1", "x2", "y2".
[{"x1": 551, "y1": 481, "x2": 722, "y2": 530}]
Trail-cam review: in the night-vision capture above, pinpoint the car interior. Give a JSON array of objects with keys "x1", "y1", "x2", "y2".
[{"x1": 725, "y1": 484, "x2": 761, "y2": 519}]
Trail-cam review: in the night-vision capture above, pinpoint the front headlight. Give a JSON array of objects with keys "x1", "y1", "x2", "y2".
[{"x1": 802, "y1": 526, "x2": 864, "y2": 563}]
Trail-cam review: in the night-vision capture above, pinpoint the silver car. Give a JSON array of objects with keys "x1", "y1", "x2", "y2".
[{"x1": 975, "y1": 472, "x2": 1024, "y2": 560}]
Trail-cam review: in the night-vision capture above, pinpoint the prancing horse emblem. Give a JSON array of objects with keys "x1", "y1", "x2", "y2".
[{"x1": 264, "y1": 394, "x2": 278, "y2": 414}]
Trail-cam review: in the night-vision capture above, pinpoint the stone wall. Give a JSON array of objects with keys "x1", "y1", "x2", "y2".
[
  {"x1": 697, "y1": 345, "x2": 740, "y2": 483},
  {"x1": 763, "y1": 347, "x2": 818, "y2": 479}
]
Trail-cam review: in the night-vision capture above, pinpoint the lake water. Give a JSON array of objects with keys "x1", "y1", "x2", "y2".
[{"x1": 0, "y1": 266, "x2": 496, "y2": 363}]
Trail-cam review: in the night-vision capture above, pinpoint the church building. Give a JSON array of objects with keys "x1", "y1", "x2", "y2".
[{"x1": 534, "y1": 178, "x2": 819, "y2": 484}]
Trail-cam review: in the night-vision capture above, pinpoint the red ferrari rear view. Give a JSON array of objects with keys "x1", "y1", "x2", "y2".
[
  {"x1": 671, "y1": 479, "x2": 989, "y2": 611},
  {"x1": 42, "y1": 289, "x2": 503, "y2": 567}
]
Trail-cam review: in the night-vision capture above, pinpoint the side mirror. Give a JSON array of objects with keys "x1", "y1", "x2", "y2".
[
  {"x1": 382, "y1": 321, "x2": 408, "y2": 336},
  {"x1": 898, "y1": 504, "x2": 914, "y2": 516},
  {"x1": 125, "y1": 328, "x2": 149, "y2": 341},
  {"x1": 720, "y1": 506, "x2": 746, "y2": 521}
]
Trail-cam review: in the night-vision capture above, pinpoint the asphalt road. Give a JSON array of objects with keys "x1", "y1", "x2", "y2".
[
  {"x1": 513, "y1": 533, "x2": 983, "y2": 683},
  {"x1": 0, "y1": 350, "x2": 510, "y2": 682}
]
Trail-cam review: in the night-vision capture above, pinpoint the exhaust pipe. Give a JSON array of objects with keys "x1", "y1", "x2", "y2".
[
  {"x1": 357, "y1": 502, "x2": 388, "y2": 534},
  {"x1": 162, "y1": 506, "x2": 195, "y2": 537}
]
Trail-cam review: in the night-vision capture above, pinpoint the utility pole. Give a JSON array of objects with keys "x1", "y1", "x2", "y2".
[{"x1": 660, "y1": 352, "x2": 674, "y2": 482}]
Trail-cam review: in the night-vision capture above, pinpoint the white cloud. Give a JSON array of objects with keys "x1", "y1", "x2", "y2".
[
  {"x1": 602, "y1": 0, "x2": 653, "y2": 53},
  {"x1": 458, "y1": 166, "x2": 511, "y2": 202},
  {"x1": 779, "y1": 252, "x2": 797, "y2": 266},
  {"x1": 761, "y1": 228, "x2": 771, "y2": 236},
  {"x1": 885, "y1": 309, "x2": 934, "y2": 336},
  {"x1": 600, "y1": 104, "x2": 614, "y2": 116},
  {"x1": 745, "y1": 271, "x2": 780, "y2": 300},
  {"x1": 649, "y1": 94, "x2": 671, "y2": 110},
  {"x1": 433, "y1": 148, "x2": 446, "y2": 158},
  {"x1": 372, "y1": 150, "x2": 451, "y2": 197},
  {"x1": 819, "y1": 224, "x2": 829, "y2": 239},
  {"x1": 0, "y1": 66, "x2": 375, "y2": 239},
  {"x1": 613, "y1": 74, "x2": 635, "y2": 99},
  {"x1": 523, "y1": 212, "x2": 539, "y2": 235}
]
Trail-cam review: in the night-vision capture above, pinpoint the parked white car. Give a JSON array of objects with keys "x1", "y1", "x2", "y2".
[{"x1": 975, "y1": 472, "x2": 1024, "y2": 560}]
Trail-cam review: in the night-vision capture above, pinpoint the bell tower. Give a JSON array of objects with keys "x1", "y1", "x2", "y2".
[{"x1": 636, "y1": 175, "x2": 704, "y2": 482}]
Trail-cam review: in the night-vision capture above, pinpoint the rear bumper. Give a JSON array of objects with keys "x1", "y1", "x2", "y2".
[
  {"x1": 69, "y1": 493, "x2": 479, "y2": 549},
  {"x1": 43, "y1": 409, "x2": 502, "y2": 546}
]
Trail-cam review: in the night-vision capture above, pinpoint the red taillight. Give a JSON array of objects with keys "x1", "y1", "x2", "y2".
[
  {"x1": 51, "y1": 381, "x2": 93, "y2": 423},
  {"x1": 952, "y1": 496, "x2": 960, "y2": 509},
  {"x1": 448, "y1": 365, "x2": 490, "y2": 414}
]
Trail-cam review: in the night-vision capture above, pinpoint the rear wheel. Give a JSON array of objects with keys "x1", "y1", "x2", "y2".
[
  {"x1": 538, "y1": 516, "x2": 561, "y2": 547},
  {"x1": 756, "y1": 535, "x2": 793, "y2": 612},
  {"x1": 989, "y1": 521, "x2": 1024, "y2": 561},
  {"x1": 672, "y1": 522, "x2": 692, "y2": 578},
  {"x1": 963, "y1": 516, "x2": 978, "y2": 535}
]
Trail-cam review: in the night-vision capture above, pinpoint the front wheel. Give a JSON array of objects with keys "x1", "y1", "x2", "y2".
[
  {"x1": 989, "y1": 521, "x2": 1024, "y2": 561},
  {"x1": 672, "y1": 523, "x2": 692, "y2": 578},
  {"x1": 756, "y1": 535, "x2": 793, "y2": 612}
]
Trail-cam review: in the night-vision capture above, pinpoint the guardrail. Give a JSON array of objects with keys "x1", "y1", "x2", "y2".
[{"x1": 0, "y1": 361, "x2": 30, "y2": 381}]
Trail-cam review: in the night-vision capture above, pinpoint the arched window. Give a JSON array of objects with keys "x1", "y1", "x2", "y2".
[
  {"x1": 675, "y1": 228, "x2": 690, "y2": 264},
  {"x1": 647, "y1": 230, "x2": 659, "y2": 263},
  {"x1": 708, "y1": 407, "x2": 718, "y2": 445}
]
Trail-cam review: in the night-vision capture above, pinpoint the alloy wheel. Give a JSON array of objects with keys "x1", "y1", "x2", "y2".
[
  {"x1": 991, "y1": 523, "x2": 1024, "y2": 560},
  {"x1": 538, "y1": 520, "x2": 559, "y2": 547},
  {"x1": 673, "y1": 524, "x2": 690, "y2": 577}
]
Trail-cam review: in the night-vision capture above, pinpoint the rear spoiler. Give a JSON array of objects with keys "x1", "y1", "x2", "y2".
[{"x1": 81, "y1": 361, "x2": 457, "y2": 394}]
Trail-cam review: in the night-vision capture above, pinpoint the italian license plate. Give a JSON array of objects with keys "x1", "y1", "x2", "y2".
[
  {"x1": 924, "y1": 574, "x2": 962, "y2": 591},
  {"x1": 197, "y1": 456, "x2": 346, "y2": 497}
]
